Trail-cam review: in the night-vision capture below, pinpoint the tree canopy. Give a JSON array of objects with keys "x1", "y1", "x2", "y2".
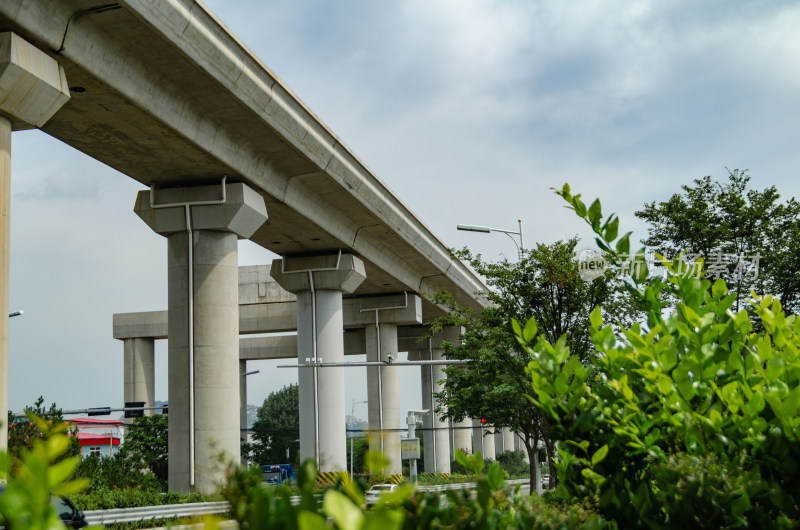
[
  {"x1": 635, "y1": 169, "x2": 800, "y2": 313},
  {"x1": 118, "y1": 414, "x2": 169, "y2": 487},
  {"x1": 250, "y1": 384, "x2": 300, "y2": 466},
  {"x1": 6, "y1": 396, "x2": 79, "y2": 467},
  {"x1": 432, "y1": 238, "x2": 638, "y2": 487}
]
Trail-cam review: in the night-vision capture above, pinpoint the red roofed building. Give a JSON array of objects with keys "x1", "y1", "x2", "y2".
[{"x1": 67, "y1": 418, "x2": 124, "y2": 459}]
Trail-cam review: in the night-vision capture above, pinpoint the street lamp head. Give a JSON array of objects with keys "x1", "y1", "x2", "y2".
[
  {"x1": 457, "y1": 224, "x2": 491, "y2": 233},
  {"x1": 8, "y1": 310, "x2": 23, "y2": 318}
]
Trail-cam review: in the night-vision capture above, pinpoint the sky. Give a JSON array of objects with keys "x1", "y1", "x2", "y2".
[{"x1": 7, "y1": 0, "x2": 800, "y2": 426}]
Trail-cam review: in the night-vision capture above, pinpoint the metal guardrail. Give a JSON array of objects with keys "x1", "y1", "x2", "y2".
[
  {"x1": 82, "y1": 479, "x2": 529, "y2": 525},
  {"x1": 416, "y1": 478, "x2": 528, "y2": 493},
  {"x1": 83, "y1": 501, "x2": 230, "y2": 526}
]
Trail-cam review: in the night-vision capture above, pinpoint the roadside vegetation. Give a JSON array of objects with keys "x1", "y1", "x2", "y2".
[{"x1": 4, "y1": 175, "x2": 800, "y2": 527}]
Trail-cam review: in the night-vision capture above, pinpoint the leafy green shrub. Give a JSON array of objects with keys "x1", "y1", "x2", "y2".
[
  {"x1": 495, "y1": 450, "x2": 529, "y2": 478},
  {"x1": 0, "y1": 413, "x2": 89, "y2": 529},
  {"x1": 72, "y1": 452, "x2": 163, "y2": 494},
  {"x1": 222, "y1": 451, "x2": 605, "y2": 529},
  {"x1": 514, "y1": 185, "x2": 800, "y2": 528},
  {"x1": 71, "y1": 486, "x2": 210, "y2": 510}
]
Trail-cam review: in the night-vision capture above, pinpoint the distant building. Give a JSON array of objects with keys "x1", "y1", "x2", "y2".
[{"x1": 68, "y1": 418, "x2": 124, "y2": 458}]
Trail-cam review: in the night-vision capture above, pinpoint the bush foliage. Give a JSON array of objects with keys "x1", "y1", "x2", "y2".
[{"x1": 512, "y1": 185, "x2": 800, "y2": 527}]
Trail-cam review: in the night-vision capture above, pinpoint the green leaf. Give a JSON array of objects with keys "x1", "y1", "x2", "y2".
[
  {"x1": 298, "y1": 511, "x2": 329, "y2": 530},
  {"x1": 362, "y1": 510, "x2": 404, "y2": 530},
  {"x1": 365, "y1": 450, "x2": 390, "y2": 474},
  {"x1": 522, "y1": 317, "x2": 538, "y2": 343},
  {"x1": 615, "y1": 232, "x2": 632, "y2": 257},
  {"x1": 591, "y1": 445, "x2": 609, "y2": 466},
  {"x1": 487, "y1": 461, "x2": 505, "y2": 491},
  {"x1": 603, "y1": 216, "x2": 619, "y2": 242},
  {"x1": 323, "y1": 490, "x2": 363, "y2": 530},
  {"x1": 574, "y1": 197, "x2": 587, "y2": 217},
  {"x1": 581, "y1": 467, "x2": 605, "y2": 484},
  {"x1": 589, "y1": 306, "x2": 602, "y2": 329},
  {"x1": 588, "y1": 199, "x2": 602, "y2": 230},
  {"x1": 511, "y1": 318, "x2": 522, "y2": 339}
]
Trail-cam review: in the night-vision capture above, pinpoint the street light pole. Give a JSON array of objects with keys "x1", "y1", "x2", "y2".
[
  {"x1": 350, "y1": 399, "x2": 367, "y2": 479},
  {"x1": 457, "y1": 219, "x2": 525, "y2": 260}
]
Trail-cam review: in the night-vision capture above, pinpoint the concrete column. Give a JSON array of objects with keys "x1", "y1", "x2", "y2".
[
  {"x1": 515, "y1": 433, "x2": 530, "y2": 463},
  {"x1": 239, "y1": 360, "x2": 248, "y2": 467},
  {"x1": 135, "y1": 181, "x2": 267, "y2": 494},
  {"x1": 472, "y1": 420, "x2": 483, "y2": 455},
  {"x1": 0, "y1": 31, "x2": 71, "y2": 453},
  {"x1": 472, "y1": 420, "x2": 495, "y2": 459},
  {"x1": 419, "y1": 358, "x2": 434, "y2": 473},
  {"x1": 271, "y1": 254, "x2": 366, "y2": 473},
  {"x1": 123, "y1": 337, "x2": 155, "y2": 421},
  {"x1": 503, "y1": 427, "x2": 516, "y2": 454},
  {"x1": 0, "y1": 116, "x2": 8, "y2": 452},
  {"x1": 417, "y1": 346, "x2": 452, "y2": 474},
  {"x1": 366, "y1": 323, "x2": 400, "y2": 474},
  {"x1": 494, "y1": 428, "x2": 505, "y2": 454},
  {"x1": 168, "y1": 230, "x2": 240, "y2": 493},
  {"x1": 482, "y1": 425, "x2": 495, "y2": 460},
  {"x1": 453, "y1": 418, "x2": 472, "y2": 455}
]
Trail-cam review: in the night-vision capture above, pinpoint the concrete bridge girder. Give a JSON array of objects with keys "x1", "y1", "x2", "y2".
[{"x1": 0, "y1": 0, "x2": 493, "y2": 493}]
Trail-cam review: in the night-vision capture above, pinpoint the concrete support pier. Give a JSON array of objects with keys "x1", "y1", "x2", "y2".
[
  {"x1": 472, "y1": 420, "x2": 495, "y2": 459},
  {"x1": 410, "y1": 326, "x2": 461, "y2": 474},
  {"x1": 123, "y1": 338, "x2": 155, "y2": 420},
  {"x1": 366, "y1": 323, "x2": 400, "y2": 473},
  {"x1": 135, "y1": 181, "x2": 267, "y2": 494},
  {"x1": 353, "y1": 294, "x2": 421, "y2": 475},
  {"x1": 271, "y1": 254, "x2": 366, "y2": 472},
  {"x1": 0, "y1": 31, "x2": 71, "y2": 451},
  {"x1": 503, "y1": 427, "x2": 516, "y2": 454},
  {"x1": 452, "y1": 418, "x2": 473, "y2": 455},
  {"x1": 0, "y1": 115, "x2": 8, "y2": 451}
]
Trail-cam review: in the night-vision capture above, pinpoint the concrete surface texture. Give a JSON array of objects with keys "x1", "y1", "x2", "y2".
[
  {"x1": 502, "y1": 428, "x2": 516, "y2": 456},
  {"x1": 452, "y1": 418, "x2": 473, "y2": 456},
  {"x1": 0, "y1": 31, "x2": 71, "y2": 452},
  {"x1": 0, "y1": 0, "x2": 491, "y2": 488},
  {"x1": 472, "y1": 420, "x2": 495, "y2": 460},
  {"x1": 136, "y1": 183, "x2": 267, "y2": 494},
  {"x1": 0, "y1": 1, "x2": 488, "y2": 315},
  {"x1": 123, "y1": 337, "x2": 155, "y2": 420},
  {"x1": 0, "y1": 32, "x2": 70, "y2": 129},
  {"x1": 366, "y1": 323, "x2": 401, "y2": 474},
  {"x1": 271, "y1": 254, "x2": 366, "y2": 472},
  {"x1": 0, "y1": 115, "x2": 8, "y2": 452}
]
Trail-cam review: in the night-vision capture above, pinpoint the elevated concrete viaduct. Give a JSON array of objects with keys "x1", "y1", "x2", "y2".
[{"x1": 1, "y1": 1, "x2": 489, "y2": 492}]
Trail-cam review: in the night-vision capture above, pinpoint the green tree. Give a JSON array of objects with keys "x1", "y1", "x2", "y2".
[
  {"x1": 432, "y1": 238, "x2": 637, "y2": 488},
  {"x1": 250, "y1": 384, "x2": 300, "y2": 465},
  {"x1": 6, "y1": 397, "x2": 79, "y2": 467},
  {"x1": 520, "y1": 184, "x2": 800, "y2": 527},
  {"x1": 635, "y1": 168, "x2": 800, "y2": 313},
  {"x1": 118, "y1": 414, "x2": 168, "y2": 487}
]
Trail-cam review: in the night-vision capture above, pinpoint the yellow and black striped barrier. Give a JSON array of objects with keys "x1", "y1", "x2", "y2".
[
  {"x1": 419, "y1": 473, "x2": 451, "y2": 480},
  {"x1": 316, "y1": 471, "x2": 349, "y2": 485},
  {"x1": 386, "y1": 474, "x2": 403, "y2": 485}
]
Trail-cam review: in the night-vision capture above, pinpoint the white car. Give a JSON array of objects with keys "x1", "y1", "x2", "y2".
[{"x1": 365, "y1": 483, "x2": 398, "y2": 502}]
